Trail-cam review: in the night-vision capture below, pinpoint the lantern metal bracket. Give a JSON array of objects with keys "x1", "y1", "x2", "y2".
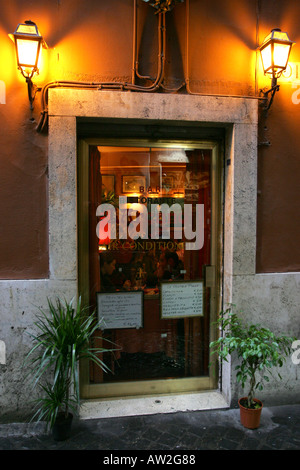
[
  {"x1": 260, "y1": 77, "x2": 280, "y2": 111},
  {"x1": 26, "y1": 77, "x2": 41, "y2": 110}
]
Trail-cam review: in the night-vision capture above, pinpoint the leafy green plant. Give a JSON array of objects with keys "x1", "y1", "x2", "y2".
[
  {"x1": 102, "y1": 189, "x2": 117, "y2": 207},
  {"x1": 25, "y1": 296, "x2": 115, "y2": 429},
  {"x1": 210, "y1": 306, "x2": 295, "y2": 409},
  {"x1": 142, "y1": 0, "x2": 184, "y2": 14}
]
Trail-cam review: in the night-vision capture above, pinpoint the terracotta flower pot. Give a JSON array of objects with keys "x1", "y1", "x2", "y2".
[{"x1": 238, "y1": 397, "x2": 263, "y2": 429}]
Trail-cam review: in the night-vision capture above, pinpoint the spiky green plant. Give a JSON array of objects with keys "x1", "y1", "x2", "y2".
[
  {"x1": 31, "y1": 381, "x2": 78, "y2": 430},
  {"x1": 25, "y1": 296, "x2": 115, "y2": 428}
]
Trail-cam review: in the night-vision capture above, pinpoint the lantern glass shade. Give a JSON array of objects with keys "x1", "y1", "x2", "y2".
[
  {"x1": 10, "y1": 21, "x2": 46, "y2": 79},
  {"x1": 259, "y1": 29, "x2": 294, "y2": 78}
]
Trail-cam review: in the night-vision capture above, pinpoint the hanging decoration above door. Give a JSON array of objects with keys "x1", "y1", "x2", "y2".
[{"x1": 142, "y1": 0, "x2": 184, "y2": 14}]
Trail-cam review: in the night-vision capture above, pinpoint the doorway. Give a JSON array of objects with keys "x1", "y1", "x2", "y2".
[{"x1": 78, "y1": 138, "x2": 222, "y2": 399}]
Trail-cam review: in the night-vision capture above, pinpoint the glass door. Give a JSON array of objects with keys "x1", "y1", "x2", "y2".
[{"x1": 78, "y1": 140, "x2": 221, "y2": 399}]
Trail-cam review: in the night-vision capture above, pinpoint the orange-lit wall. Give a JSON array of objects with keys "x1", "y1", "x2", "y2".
[{"x1": 0, "y1": 0, "x2": 300, "y2": 278}]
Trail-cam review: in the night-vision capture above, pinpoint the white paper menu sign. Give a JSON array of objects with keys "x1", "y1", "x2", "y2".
[
  {"x1": 160, "y1": 281, "x2": 204, "y2": 319},
  {"x1": 97, "y1": 291, "x2": 143, "y2": 329}
]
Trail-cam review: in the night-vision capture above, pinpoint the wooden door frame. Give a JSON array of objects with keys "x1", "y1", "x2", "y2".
[{"x1": 78, "y1": 137, "x2": 223, "y2": 399}]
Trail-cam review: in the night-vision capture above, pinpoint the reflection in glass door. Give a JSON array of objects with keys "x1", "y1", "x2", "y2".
[{"x1": 79, "y1": 141, "x2": 221, "y2": 399}]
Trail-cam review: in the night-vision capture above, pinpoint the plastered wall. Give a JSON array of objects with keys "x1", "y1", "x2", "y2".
[
  {"x1": 0, "y1": 0, "x2": 300, "y2": 277},
  {"x1": 0, "y1": 0, "x2": 299, "y2": 419}
]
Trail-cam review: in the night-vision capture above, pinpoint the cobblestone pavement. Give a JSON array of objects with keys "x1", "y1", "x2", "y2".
[{"x1": 0, "y1": 404, "x2": 299, "y2": 453}]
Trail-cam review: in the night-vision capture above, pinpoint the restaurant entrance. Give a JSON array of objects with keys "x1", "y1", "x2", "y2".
[{"x1": 78, "y1": 138, "x2": 222, "y2": 399}]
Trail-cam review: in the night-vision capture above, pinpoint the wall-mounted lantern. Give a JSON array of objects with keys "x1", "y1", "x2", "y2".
[
  {"x1": 259, "y1": 29, "x2": 295, "y2": 109},
  {"x1": 9, "y1": 20, "x2": 47, "y2": 109}
]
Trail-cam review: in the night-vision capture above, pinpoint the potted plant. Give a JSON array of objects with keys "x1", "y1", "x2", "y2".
[
  {"x1": 25, "y1": 296, "x2": 115, "y2": 440},
  {"x1": 210, "y1": 306, "x2": 294, "y2": 429}
]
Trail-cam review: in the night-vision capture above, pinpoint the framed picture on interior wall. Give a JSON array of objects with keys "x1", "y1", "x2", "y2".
[
  {"x1": 168, "y1": 171, "x2": 185, "y2": 192},
  {"x1": 102, "y1": 175, "x2": 115, "y2": 193},
  {"x1": 122, "y1": 175, "x2": 146, "y2": 193},
  {"x1": 162, "y1": 175, "x2": 174, "y2": 194}
]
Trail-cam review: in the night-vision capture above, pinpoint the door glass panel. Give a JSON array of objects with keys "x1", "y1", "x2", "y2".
[{"x1": 88, "y1": 145, "x2": 212, "y2": 385}]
